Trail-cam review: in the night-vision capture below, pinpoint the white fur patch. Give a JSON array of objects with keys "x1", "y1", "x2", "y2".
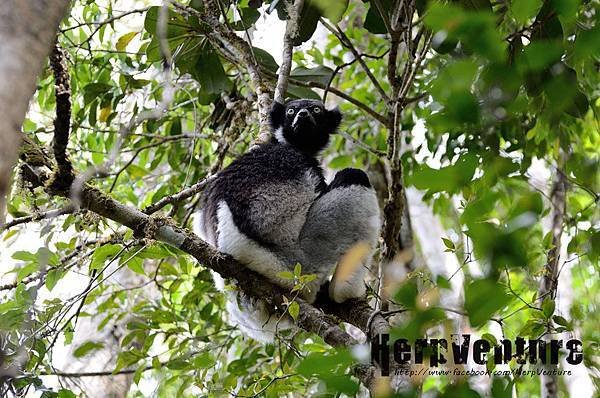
[
  {"x1": 216, "y1": 201, "x2": 293, "y2": 289},
  {"x1": 274, "y1": 126, "x2": 287, "y2": 145},
  {"x1": 224, "y1": 290, "x2": 295, "y2": 342}
]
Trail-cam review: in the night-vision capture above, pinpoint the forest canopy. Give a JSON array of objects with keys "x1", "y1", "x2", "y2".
[{"x1": 0, "y1": 0, "x2": 598, "y2": 397}]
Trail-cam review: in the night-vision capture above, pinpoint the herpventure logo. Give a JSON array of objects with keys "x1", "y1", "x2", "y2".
[{"x1": 371, "y1": 334, "x2": 583, "y2": 376}]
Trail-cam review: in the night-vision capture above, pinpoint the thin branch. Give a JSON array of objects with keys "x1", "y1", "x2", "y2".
[
  {"x1": 338, "y1": 130, "x2": 386, "y2": 157},
  {"x1": 274, "y1": 0, "x2": 304, "y2": 103},
  {"x1": 319, "y1": 18, "x2": 389, "y2": 103},
  {"x1": 262, "y1": 68, "x2": 388, "y2": 125},
  {"x1": 65, "y1": 7, "x2": 151, "y2": 49},
  {"x1": 539, "y1": 160, "x2": 568, "y2": 300},
  {"x1": 372, "y1": 0, "x2": 394, "y2": 35},
  {"x1": 322, "y1": 50, "x2": 389, "y2": 103},
  {"x1": 143, "y1": 174, "x2": 216, "y2": 214},
  {"x1": 0, "y1": 204, "x2": 75, "y2": 232}
]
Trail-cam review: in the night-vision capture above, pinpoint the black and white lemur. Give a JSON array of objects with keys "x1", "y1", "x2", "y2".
[{"x1": 194, "y1": 99, "x2": 381, "y2": 342}]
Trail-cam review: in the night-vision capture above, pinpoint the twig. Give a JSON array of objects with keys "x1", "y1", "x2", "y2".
[
  {"x1": 0, "y1": 204, "x2": 75, "y2": 232},
  {"x1": 261, "y1": 68, "x2": 388, "y2": 125},
  {"x1": 338, "y1": 131, "x2": 385, "y2": 157},
  {"x1": 320, "y1": 18, "x2": 389, "y2": 103},
  {"x1": 322, "y1": 50, "x2": 389, "y2": 103},
  {"x1": 144, "y1": 174, "x2": 216, "y2": 214}
]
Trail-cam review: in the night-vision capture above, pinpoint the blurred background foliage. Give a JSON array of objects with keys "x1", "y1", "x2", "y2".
[{"x1": 1, "y1": 0, "x2": 599, "y2": 397}]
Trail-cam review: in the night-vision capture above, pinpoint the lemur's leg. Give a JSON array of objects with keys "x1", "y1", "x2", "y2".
[{"x1": 299, "y1": 168, "x2": 381, "y2": 303}]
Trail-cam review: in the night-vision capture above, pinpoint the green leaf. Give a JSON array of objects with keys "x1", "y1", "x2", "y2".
[
  {"x1": 90, "y1": 244, "x2": 122, "y2": 270},
  {"x1": 393, "y1": 278, "x2": 418, "y2": 308},
  {"x1": 436, "y1": 275, "x2": 451, "y2": 289},
  {"x1": 17, "y1": 263, "x2": 38, "y2": 282},
  {"x1": 364, "y1": 0, "x2": 393, "y2": 34},
  {"x1": 252, "y1": 47, "x2": 279, "y2": 72},
  {"x1": 230, "y1": 6, "x2": 260, "y2": 30},
  {"x1": 288, "y1": 301, "x2": 299, "y2": 320},
  {"x1": 464, "y1": 279, "x2": 511, "y2": 328},
  {"x1": 144, "y1": 6, "x2": 189, "y2": 37},
  {"x1": 573, "y1": 24, "x2": 600, "y2": 62},
  {"x1": 295, "y1": 1, "x2": 321, "y2": 45},
  {"x1": 115, "y1": 350, "x2": 144, "y2": 372},
  {"x1": 73, "y1": 341, "x2": 104, "y2": 358},
  {"x1": 297, "y1": 350, "x2": 354, "y2": 376},
  {"x1": 442, "y1": 237, "x2": 456, "y2": 250},
  {"x1": 510, "y1": 0, "x2": 543, "y2": 25},
  {"x1": 312, "y1": 0, "x2": 349, "y2": 23},
  {"x1": 116, "y1": 32, "x2": 137, "y2": 51},
  {"x1": 291, "y1": 65, "x2": 334, "y2": 86},
  {"x1": 166, "y1": 358, "x2": 190, "y2": 370},
  {"x1": 425, "y1": 3, "x2": 506, "y2": 62},
  {"x1": 192, "y1": 51, "x2": 233, "y2": 94},
  {"x1": 407, "y1": 153, "x2": 478, "y2": 194},
  {"x1": 193, "y1": 352, "x2": 216, "y2": 368},
  {"x1": 542, "y1": 297, "x2": 555, "y2": 318},
  {"x1": 481, "y1": 332, "x2": 498, "y2": 346},
  {"x1": 46, "y1": 269, "x2": 64, "y2": 291},
  {"x1": 12, "y1": 251, "x2": 37, "y2": 262},
  {"x1": 329, "y1": 155, "x2": 352, "y2": 169},
  {"x1": 286, "y1": 84, "x2": 320, "y2": 100},
  {"x1": 277, "y1": 271, "x2": 295, "y2": 280},
  {"x1": 57, "y1": 389, "x2": 76, "y2": 398},
  {"x1": 126, "y1": 256, "x2": 146, "y2": 276},
  {"x1": 552, "y1": 315, "x2": 569, "y2": 327}
]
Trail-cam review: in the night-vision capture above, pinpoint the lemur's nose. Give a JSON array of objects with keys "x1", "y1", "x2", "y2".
[{"x1": 297, "y1": 109, "x2": 309, "y2": 118}]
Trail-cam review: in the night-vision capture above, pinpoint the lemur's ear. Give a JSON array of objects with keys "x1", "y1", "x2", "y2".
[
  {"x1": 269, "y1": 101, "x2": 285, "y2": 129},
  {"x1": 326, "y1": 107, "x2": 342, "y2": 133}
]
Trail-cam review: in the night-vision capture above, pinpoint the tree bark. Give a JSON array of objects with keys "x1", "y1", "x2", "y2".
[
  {"x1": 0, "y1": 0, "x2": 71, "y2": 225},
  {"x1": 539, "y1": 164, "x2": 567, "y2": 398}
]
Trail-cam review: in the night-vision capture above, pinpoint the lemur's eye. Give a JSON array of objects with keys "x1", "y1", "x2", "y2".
[
  {"x1": 313, "y1": 107, "x2": 321, "y2": 113},
  {"x1": 287, "y1": 108, "x2": 295, "y2": 115}
]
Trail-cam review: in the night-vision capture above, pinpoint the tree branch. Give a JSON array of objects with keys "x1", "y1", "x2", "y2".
[
  {"x1": 319, "y1": 18, "x2": 389, "y2": 103},
  {"x1": 0, "y1": 0, "x2": 71, "y2": 225},
  {"x1": 262, "y1": 68, "x2": 389, "y2": 125},
  {"x1": 170, "y1": 0, "x2": 273, "y2": 141},
  {"x1": 274, "y1": 0, "x2": 304, "y2": 103},
  {"x1": 0, "y1": 204, "x2": 75, "y2": 232},
  {"x1": 143, "y1": 174, "x2": 216, "y2": 215},
  {"x1": 20, "y1": 139, "x2": 384, "y2": 387},
  {"x1": 49, "y1": 42, "x2": 75, "y2": 190}
]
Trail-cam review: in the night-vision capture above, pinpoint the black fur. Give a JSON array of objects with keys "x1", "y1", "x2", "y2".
[
  {"x1": 203, "y1": 100, "x2": 341, "y2": 247},
  {"x1": 270, "y1": 99, "x2": 342, "y2": 156},
  {"x1": 328, "y1": 168, "x2": 372, "y2": 190},
  {"x1": 202, "y1": 142, "x2": 326, "y2": 247}
]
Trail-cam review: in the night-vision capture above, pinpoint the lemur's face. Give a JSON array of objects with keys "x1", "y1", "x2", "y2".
[{"x1": 269, "y1": 99, "x2": 342, "y2": 155}]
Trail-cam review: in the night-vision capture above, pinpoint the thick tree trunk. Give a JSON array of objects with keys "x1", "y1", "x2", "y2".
[{"x1": 0, "y1": 0, "x2": 71, "y2": 224}]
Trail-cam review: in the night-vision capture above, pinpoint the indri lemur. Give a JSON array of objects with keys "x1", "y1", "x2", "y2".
[{"x1": 195, "y1": 99, "x2": 381, "y2": 342}]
